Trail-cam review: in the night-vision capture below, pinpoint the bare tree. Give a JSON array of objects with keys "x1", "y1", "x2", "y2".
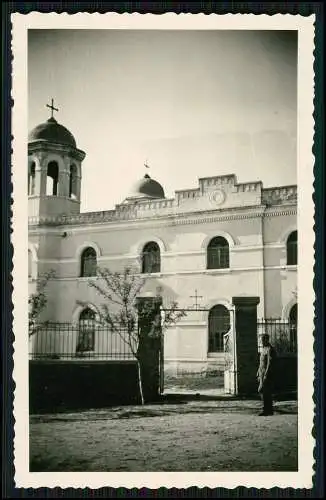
[
  {"x1": 84, "y1": 266, "x2": 186, "y2": 404},
  {"x1": 28, "y1": 270, "x2": 55, "y2": 337}
]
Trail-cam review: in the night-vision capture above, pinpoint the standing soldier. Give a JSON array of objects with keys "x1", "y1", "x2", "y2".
[{"x1": 257, "y1": 333, "x2": 276, "y2": 416}]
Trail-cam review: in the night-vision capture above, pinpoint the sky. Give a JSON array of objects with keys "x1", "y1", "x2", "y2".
[{"x1": 28, "y1": 29, "x2": 297, "y2": 213}]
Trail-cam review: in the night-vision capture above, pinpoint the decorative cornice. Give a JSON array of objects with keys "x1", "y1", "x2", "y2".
[
  {"x1": 28, "y1": 203, "x2": 297, "y2": 229},
  {"x1": 170, "y1": 208, "x2": 266, "y2": 226},
  {"x1": 262, "y1": 185, "x2": 297, "y2": 206},
  {"x1": 264, "y1": 208, "x2": 297, "y2": 217},
  {"x1": 28, "y1": 141, "x2": 86, "y2": 161},
  {"x1": 28, "y1": 205, "x2": 262, "y2": 227},
  {"x1": 28, "y1": 195, "x2": 80, "y2": 203}
]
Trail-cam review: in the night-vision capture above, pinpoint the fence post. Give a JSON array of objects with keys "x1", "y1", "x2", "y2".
[{"x1": 136, "y1": 296, "x2": 163, "y2": 402}]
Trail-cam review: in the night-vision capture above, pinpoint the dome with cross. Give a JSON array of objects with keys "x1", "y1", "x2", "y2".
[
  {"x1": 128, "y1": 174, "x2": 165, "y2": 200},
  {"x1": 29, "y1": 99, "x2": 77, "y2": 148},
  {"x1": 28, "y1": 117, "x2": 77, "y2": 148}
]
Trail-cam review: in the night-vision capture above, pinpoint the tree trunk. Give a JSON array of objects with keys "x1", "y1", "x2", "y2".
[{"x1": 136, "y1": 359, "x2": 145, "y2": 405}]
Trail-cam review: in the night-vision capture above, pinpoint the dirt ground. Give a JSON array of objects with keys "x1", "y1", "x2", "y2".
[{"x1": 30, "y1": 398, "x2": 298, "y2": 472}]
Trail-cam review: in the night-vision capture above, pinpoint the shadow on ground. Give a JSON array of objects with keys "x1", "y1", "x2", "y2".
[
  {"x1": 30, "y1": 389, "x2": 297, "y2": 416},
  {"x1": 30, "y1": 397, "x2": 297, "y2": 424}
]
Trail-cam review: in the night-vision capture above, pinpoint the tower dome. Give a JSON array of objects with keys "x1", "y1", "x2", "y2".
[
  {"x1": 28, "y1": 117, "x2": 77, "y2": 148},
  {"x1": 28, "y1": 103, "x2": 86, "y2": 220},
  {"x1": 128, "y1": 174, "x2": 165, "y2": 200}
]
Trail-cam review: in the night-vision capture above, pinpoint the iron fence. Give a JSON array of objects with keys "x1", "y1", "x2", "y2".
[
  {"x1": 257, "y1": 319, "x2": 297, "y2": 355},
  {"x1": 29, "y1": 318, "x2": 297, "y2": 361},
  {"x1": 29, "y1": 322, "x2": 137, "y2": 360}
]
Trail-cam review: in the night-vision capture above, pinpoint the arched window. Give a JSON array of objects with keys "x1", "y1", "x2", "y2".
[
  {"x1": 142, "y1": 242, "x2": 161, "y2": 273},
  {"x1": 289, "y1": 304, "x2": 297, "y2": 352},
  {"x1": 207, "y1": 237, "x2": 229, "y2": 269},
  {"x1": 287, "y1": 231, "x2": 297, "y2": 265},
  {"x1": 46, "y1": 161, "x2": 59, "y2": 196},
  {"x1": 28, "y1": 249, "x2": 32, "y2": 278},
  {"x1": 69, "y1": 164, "x2": 78, "y2": 199},
  {"x1": 76, "y1": 308, "x2": 96, "y2": 354},
  {"x1": 80, "y1": 247, "x2": 97, "y2": 277},
  {"x1": 28, "y1": 162, "x2": 36, "y2": 195},
  {"x1": 208, "y1": 305, "x2": 230, "y2": 353}
]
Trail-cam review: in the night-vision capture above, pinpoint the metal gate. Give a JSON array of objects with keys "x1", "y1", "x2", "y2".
[
  {"x1": 160, "y1": 302, "x2": 236, "y2": 395},
  {"x1": 223, "y1": 307, "x2": 237, "y2": 394},
  {"x1": 160, "y1": 304, "x2": 210, "y2": 395}
]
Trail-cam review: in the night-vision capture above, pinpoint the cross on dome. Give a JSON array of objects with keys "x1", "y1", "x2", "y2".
[{"x1": 46, "y1": 98, "x2": 59, "y2": 119}]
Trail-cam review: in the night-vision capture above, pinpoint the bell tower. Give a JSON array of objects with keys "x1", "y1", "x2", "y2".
[{"x1": 28, "y1": 100, "x2": 86, "y2": 220}]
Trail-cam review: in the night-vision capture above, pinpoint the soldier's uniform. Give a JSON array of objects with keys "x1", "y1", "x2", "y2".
[{"x1": 257, "y1": 343, "x2": 276, "y2": 415}]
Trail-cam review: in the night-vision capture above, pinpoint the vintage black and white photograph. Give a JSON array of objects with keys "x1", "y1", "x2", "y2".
[{"x1": 12, "y1": 13, "x2": 315, "y2": 490}]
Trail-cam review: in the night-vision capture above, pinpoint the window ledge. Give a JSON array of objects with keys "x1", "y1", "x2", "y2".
[
  {"x1": 205, "y1": 268, "x2": 231, "y2": 274},
  {"x1": 207, "y1": 352, "x2": 224, "y2": 358}
]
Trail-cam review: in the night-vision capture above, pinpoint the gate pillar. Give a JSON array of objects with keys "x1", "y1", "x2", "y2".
[
  {"x1": 136, "y1": 296, "x2": 162, "y2": 402},
  {"x1": 232, "y1": 296, "x2": 260, "y2": 396}
]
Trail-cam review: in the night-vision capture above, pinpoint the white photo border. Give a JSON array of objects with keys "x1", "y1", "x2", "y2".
[{"x1": 11, "y1": 12, "x2": 315, "y2": 490}]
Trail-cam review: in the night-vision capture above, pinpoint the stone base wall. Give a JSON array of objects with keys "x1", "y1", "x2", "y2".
[{"x1": 29, "y1": 359, "x2": 159, "y2": 414}]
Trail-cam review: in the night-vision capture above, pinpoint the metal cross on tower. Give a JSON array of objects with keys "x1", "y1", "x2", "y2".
[
  {"x1": 190, "y1": 289, "x2": 203, "y2": 310},
  {"x1": 46, "y1": 98, "x2": 59, "y2": 119},
  {"x1": 144, "y1": 159, "x2": 150, "y2": 169}
]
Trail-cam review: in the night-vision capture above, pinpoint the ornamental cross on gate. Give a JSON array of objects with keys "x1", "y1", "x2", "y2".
[{"x1": 190, "y1": 289, "x2": 203, "y2": 310}]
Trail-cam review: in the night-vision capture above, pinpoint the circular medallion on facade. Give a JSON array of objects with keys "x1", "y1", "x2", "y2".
[{"x1": 210, "y1": 189, "x2": 226, "y2": 206}]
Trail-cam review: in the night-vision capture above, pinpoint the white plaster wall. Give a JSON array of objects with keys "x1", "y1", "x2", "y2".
[
  {"x1": 280, "y1": 268, "x2": 298, "y2": 319},
  {"x1": 29, "y1": 195, "x2": 297, "y2": 373}
]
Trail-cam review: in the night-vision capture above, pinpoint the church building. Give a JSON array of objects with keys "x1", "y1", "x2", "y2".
[{"x1": 28, "y1": 111, "x2": 298, "y2": 375}]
